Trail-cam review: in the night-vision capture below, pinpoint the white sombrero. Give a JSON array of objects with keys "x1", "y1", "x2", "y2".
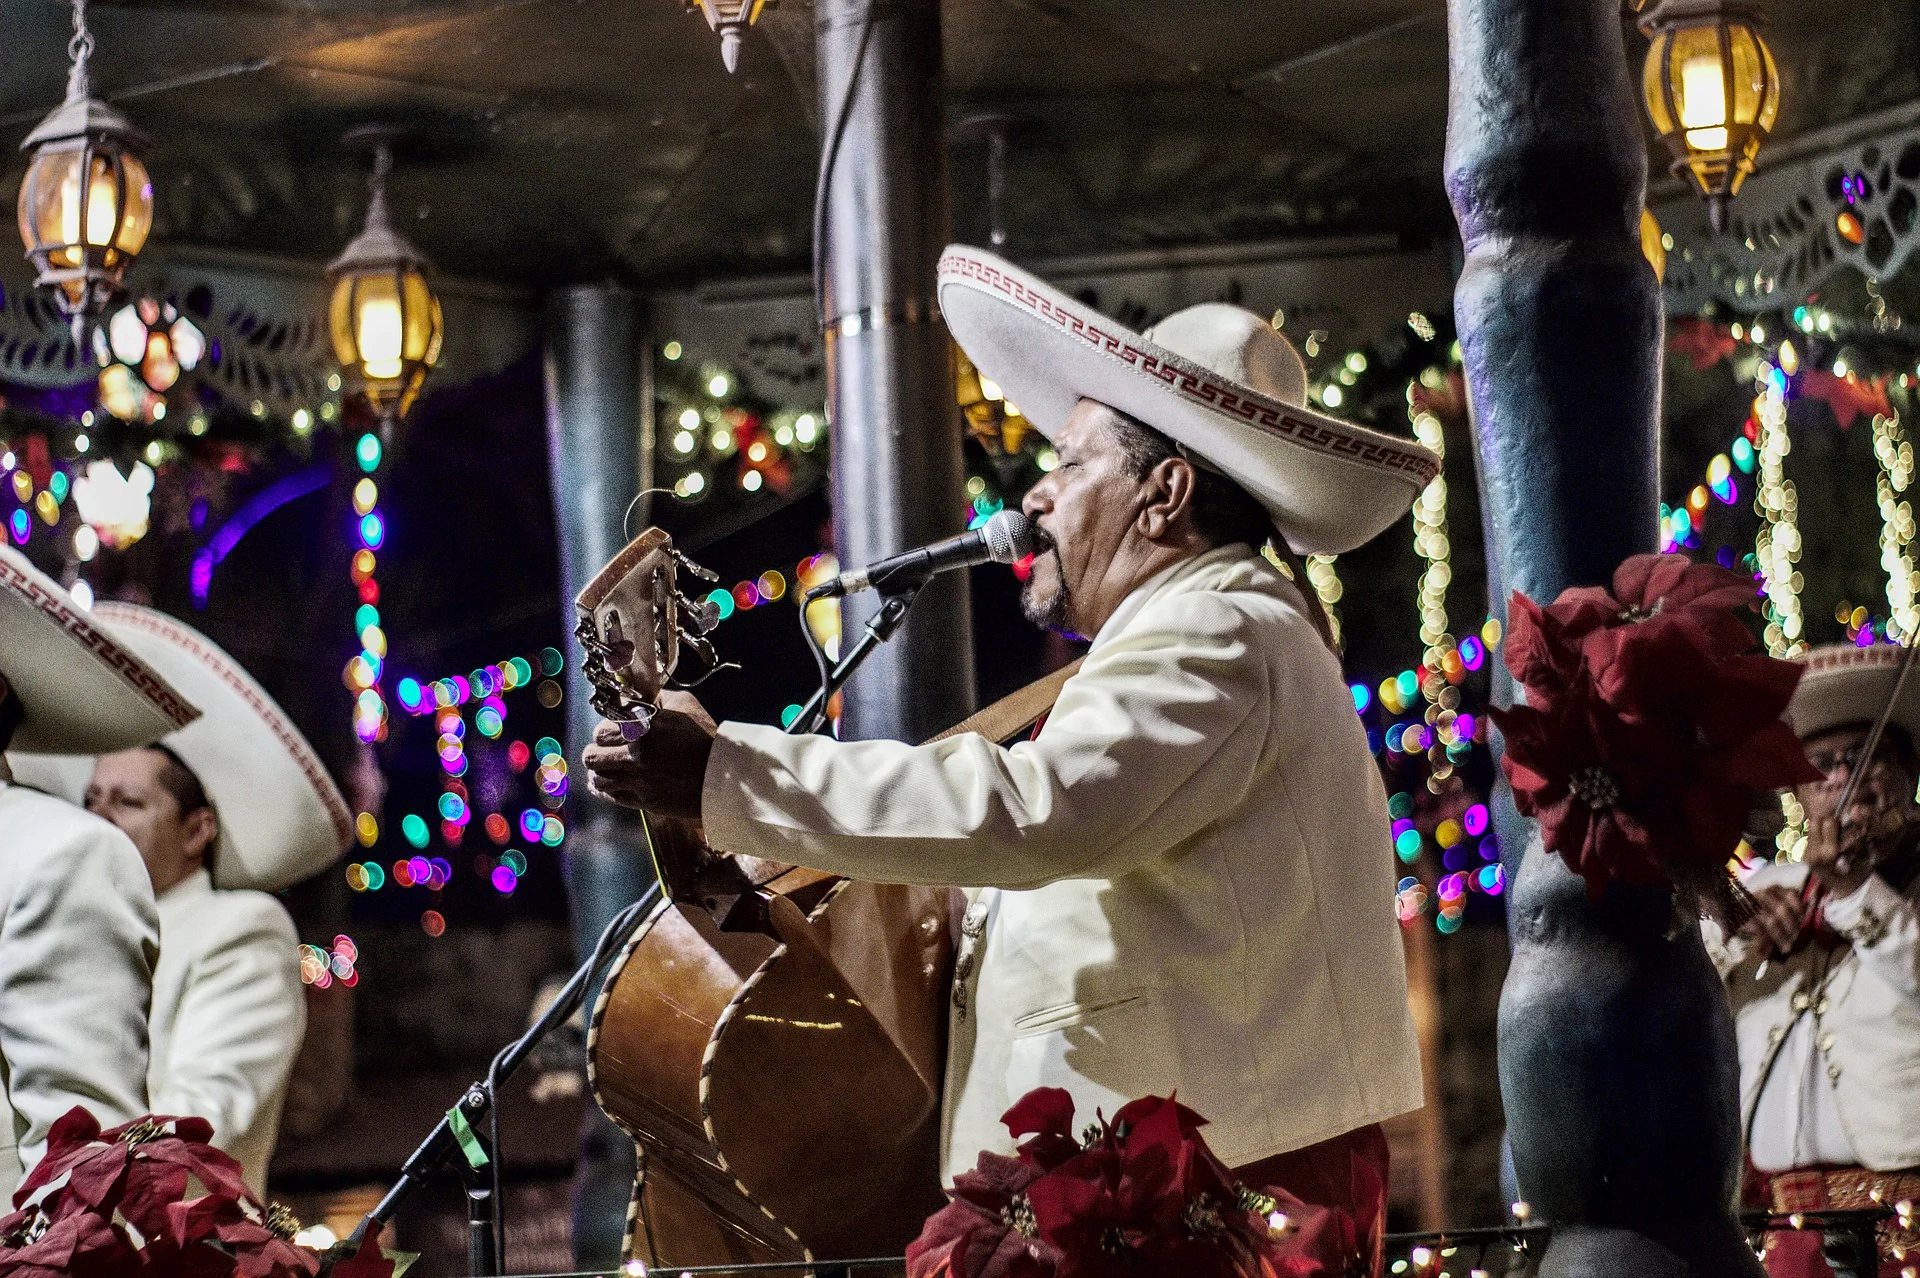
[
  {"x1": 12, "y1": 604, "x2": 351, "y2": 891},
  {"x1": 1787, "y1": 643, "x2": 1920, "y2": 744},
  {"x1": 0, "y1": 544, "x2": 198, "y2": 754},
  {"x1": 935, "y1": 245, "x2": 1442, "y2": 554}
]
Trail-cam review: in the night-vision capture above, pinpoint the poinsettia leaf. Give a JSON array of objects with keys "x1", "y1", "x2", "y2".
[
  {"x1": 326, "y1": 1231, "x2": 396, "y2": 1278},
  {"x1": 1001, "y1": 1089, "x2": 1076, "y2": 1142}
]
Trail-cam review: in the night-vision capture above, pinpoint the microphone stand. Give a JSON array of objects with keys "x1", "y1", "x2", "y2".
[
  {"x1": 337, "y1": 890, "x2": 656, "y2": 1275},
  {"x1": 790, "y1": 586, "x2": 920, "y2": 736}
]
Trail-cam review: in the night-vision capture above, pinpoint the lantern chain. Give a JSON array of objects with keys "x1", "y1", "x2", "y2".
[{"x1": 66, "y1": 0, "x2": 95, "y2": 97}]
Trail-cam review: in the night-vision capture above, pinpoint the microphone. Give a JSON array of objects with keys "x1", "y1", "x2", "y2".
[{"x1": 810, "y1": 510, "x2": 1034, "y2": 599}]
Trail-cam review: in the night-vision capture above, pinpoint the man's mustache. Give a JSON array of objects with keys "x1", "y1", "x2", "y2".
[{"x1": 1030, "y1": 525, "x2": 1059, "y2": 557}]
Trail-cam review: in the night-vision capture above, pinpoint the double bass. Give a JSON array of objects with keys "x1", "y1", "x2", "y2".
[{"x1": 577, "y1": 528, "x2": 1073, "y2": 1268}]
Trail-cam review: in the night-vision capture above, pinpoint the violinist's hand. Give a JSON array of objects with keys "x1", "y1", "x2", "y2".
[
  {"x1": 1738, "y1": 884, "x2": 1804, "y2": 956},
  {"x1": 582, "y1": 691, "x2": 718, "y2": 820},
  {"x1": 1803, "y1": 810, "x2": 1875, "y2": 899}
]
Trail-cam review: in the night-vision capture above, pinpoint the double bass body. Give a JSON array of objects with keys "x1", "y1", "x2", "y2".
[{"x1": 587, "y1": 814, "x2": 960, "y2": 1267}]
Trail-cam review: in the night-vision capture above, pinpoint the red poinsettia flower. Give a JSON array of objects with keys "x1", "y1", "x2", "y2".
[
  {"x1": 0, "y1": 1110, "x2": 328, "y2": 1278},
  {"x1": 1492, "y1": 676, "x2": 1688, "y2": 896},
  {"x1": 1496, "y1": 553, "x2": 1820, "y2": 905}
]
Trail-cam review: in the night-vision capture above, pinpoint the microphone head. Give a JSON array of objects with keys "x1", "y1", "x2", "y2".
[{"x1": 982, "y1": 509, "x2": 1035, "y2": 564}]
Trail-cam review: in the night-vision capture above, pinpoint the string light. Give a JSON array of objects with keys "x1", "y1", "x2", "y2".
[
  {"x1": 1304, "y1": 554, "x2": 1344, "y2": 650},
  {"x1": 1872, "y1": 409, "x2": 1919, "y2": 641},
  {"x1": 1752, "y1": 366, "x2": 1805, "y2": 656}
]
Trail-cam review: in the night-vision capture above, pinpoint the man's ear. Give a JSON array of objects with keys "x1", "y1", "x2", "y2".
[
  {"x1": 1136, "y1": 455, "x2": 1199, "y2": 541},
  {"x1": 184, "y1": 806, "x2": 219, "y2": 864}
]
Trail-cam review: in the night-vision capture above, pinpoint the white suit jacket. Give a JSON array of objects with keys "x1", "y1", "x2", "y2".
[
  {"x1": 149, "y1": 869, "x2": 304, "y2": 1194},
  {"x1": 1707, "y1": 859, "x2": 1920, "y2": 1171},
  {"x1": 703, "y1": 544, "x2": 1423, "y2": 1182},
  {"x1": 0, "y1": 773, "x2": 158, "y2": 1199}
]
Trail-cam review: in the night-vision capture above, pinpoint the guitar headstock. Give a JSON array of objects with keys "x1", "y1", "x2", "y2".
[{"x1": 574, "y1": 527, "x2": 722, "y2": 738}]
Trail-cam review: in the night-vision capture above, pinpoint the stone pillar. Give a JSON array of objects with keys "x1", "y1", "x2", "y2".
[
  {"x1": 541, "y1": 283, "x2": 654, "y2": 1267},
  {"x1": 1444, "y1": 2, "x2": 1761, "y2": 1273},
  {"x1": 814, "y1": 0, "x2": 975, "y2": 742}
]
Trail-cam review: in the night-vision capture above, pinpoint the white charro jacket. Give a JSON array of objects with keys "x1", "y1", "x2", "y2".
[
  {"x1": 1708, "y1": 859, "x2": 1920, "y2": 1172},
  {"x1": 148, "y1": 868, "x2": 304, "y2": 1195},
  {"x1": 0, "y1": 771, "x2": 158, "y2": 1199},
  {"x1": 703, "y1": 544, "x2": 1423, "y2": 1183}
]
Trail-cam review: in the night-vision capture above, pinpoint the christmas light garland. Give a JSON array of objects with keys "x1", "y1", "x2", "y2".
[
  {"x1": 1872, "y1": 407, "x2": 1918, "y2": 642},
  {"x1": 1752, "y1": 363, "x2": 1806, "y2": 657}
]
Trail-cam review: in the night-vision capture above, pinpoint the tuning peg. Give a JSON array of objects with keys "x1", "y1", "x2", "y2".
[{"x1": 681, "y1": 594, "x2": 722, "y2": 635}]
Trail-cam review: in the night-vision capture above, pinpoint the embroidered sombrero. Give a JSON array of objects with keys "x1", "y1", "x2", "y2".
[
  {"x1": 0, "y1": 544, "x2": 197, "y2": 754},
  {"x1": 12, "y1": 604, "x2": 351, "y2": 890},
  {"x1": 935, "y1": 245, "x2": 1442, "y2": 555},
  {"x1": 1786, "y1": 643, "x2": 1920, "y2": 745}
]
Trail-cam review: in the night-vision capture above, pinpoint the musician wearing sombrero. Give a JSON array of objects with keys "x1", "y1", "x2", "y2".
[
  {"x1": 1706, "y1": 643, "x2": 1920, "y2": 1277},
  {"x1": 14, "y1": 605, "x2": 351, "y2": 1196},
  {"x1": 0, "y1": 545, "x2": 198, "y2": 1198},
  {"x1": 584, "y1": 245, "x2": 1436, "y2": 1243}
]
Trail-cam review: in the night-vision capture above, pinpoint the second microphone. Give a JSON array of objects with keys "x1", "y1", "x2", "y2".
[{"x1": 807, "y1": 510, "x2": 1035, "y2": 599}]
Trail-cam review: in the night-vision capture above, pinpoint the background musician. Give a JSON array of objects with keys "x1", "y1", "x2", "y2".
[
  {"x1": 583, "y1": 247, "x2": 1436, "y2": 1244},
  {"x1": 1708, "y1": 643, "x2": 1920, "y2": 1277},
  {"x1": 0, "y1": 546, "x2": 193, "y2": 1199},
  {"x1": 16, "y1": 605, "x2": 350, "y2": 1195}
]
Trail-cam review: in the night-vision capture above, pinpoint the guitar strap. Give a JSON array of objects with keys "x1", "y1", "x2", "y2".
[{"x1": 925, "y1": 657, "x2": 1085, "y2": 746}]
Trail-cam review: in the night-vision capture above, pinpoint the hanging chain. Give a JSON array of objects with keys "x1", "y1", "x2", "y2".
[
  {"x1": 69, "y1": 0, "x2": 94, "y2": 66},
  {"x1": 370, "y1": 137, "x2": 393, "y2": 200}
]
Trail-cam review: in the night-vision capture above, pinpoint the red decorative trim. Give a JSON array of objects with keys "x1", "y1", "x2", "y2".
[
  {"x1": 98, "y1": 603, "x2": 354, "y2": 848},
  {"x1": 938, "y1": 250, "x2": 1442, "y2": 487},
  {"x1": 0, "y1": 556, "x2": 198, "y2": 728},
  {"x1": 1799, "y1": 645, "x2": 1909, "y2": 674}
]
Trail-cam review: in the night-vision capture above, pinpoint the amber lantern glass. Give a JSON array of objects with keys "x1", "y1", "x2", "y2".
[
  {"x1": 16, "y1": 1, "x2": 153, "y2": 330},
  {"x1": 1640, "y1": 0, "x2": 1780, "y2": 232},
  {"x1": 326, "y1": 140, "x2": 443, "y2": 423}
]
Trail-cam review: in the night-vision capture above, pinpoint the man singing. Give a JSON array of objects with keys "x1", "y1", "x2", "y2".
[
  {"x1": 583, "y1": 246, "x2": 1436, "y2": 1223},
  {"x1": 1708, "y1": 643, "x2": 1920, "y2": 1276},
  {"x1": 15, "y1": 605, "x2": 350, "y2": 1194},
  {"x1": 0, "y1": 546, "x2": 195, "y2": 1197}
]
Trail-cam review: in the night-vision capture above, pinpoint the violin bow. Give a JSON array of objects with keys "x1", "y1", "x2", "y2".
[{"x1": 1832, "y1": 637, "x2": 1920, "y2": 831}]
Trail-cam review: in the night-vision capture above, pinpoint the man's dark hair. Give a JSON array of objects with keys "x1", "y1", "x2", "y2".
[
  {"x1": 0, "y1": 681, "x2": 23, "y2": 753},
  {"x1": 1105, "y1": 409, "x2": 1339, "y2": 651},
  {"x1": 149, "y1": 744, "x2": 211, "y2": 815},
  {"x1": 149, "y1": 745, "x2": 217, "y2": 873}
]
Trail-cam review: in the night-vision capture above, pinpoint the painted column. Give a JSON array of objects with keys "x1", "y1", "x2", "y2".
[
  {"x1": 814, "y1": 0, "x2": 976, "y2": 742},
  {"x1": 541, "y1": 282, "x2": 653, "y2": 1267},
  {"x1": 1444, "y1": 1, "x2": 1762, "y2": 1273}
]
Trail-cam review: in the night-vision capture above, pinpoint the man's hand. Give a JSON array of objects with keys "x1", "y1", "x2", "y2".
[
  {"x1": 1803, "y1": 810, "x2": 1875, "y2": 899},
  {"x1": 1739, "y1": 884, "x2": 1805, "y2": 956},
  {"x1": 582, "y1": 691, "x2": 718, "y2": 820}
]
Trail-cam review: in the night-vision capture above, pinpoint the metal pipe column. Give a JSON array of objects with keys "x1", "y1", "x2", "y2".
[
  {"x1": 814, "y1": 0, "x2": 975, "y2": 742},
  {"x1": 1444, "y1": 2, "x2": 1760, "y2": 1273},
  {"x1": 541, "y1": 283, "x2": 654, "y2": 1268}
]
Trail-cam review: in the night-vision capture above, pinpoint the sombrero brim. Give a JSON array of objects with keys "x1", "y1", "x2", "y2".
[
  {"x1": 0, "y1": 546, "x2": 198, "y2": 754},
  {"x1": 936, "y1": 246, "x2": 1441, "y2": 555},
  {"x1": 16, "y1": 605, "x2": 352, "y2": 891},
  {"x1": 1788, "y1": 644, "x2": 1920, "y2": 744}
]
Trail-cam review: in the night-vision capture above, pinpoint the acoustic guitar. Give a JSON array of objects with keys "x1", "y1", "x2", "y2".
[{"x1": 577, "y1": 528, "x2": 1077, "y2": 1268}]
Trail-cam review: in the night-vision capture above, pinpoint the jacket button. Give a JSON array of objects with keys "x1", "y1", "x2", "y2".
[
  {"x1": 1816, "y1": 998, "x2": 1830, "y2": 1015},
  {"x1": 1828, "y1": 1063, "x2": 1842, "y2": 1081},
  {"x1": 1818, "y1": 1032, "x2": 1835, "y2": 1053},
  {"x1": 1769, "y1": 1027, "x2": 1785, "y2": 1044},
  {"x1": 1791, "y1": 993, "x2": 1811, "y2": 1012}
]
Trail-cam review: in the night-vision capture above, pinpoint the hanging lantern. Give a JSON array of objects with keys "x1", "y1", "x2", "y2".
[
  {"x1": 326, "y1": 138, "x2": 442, "y2": 425},
  {"x1": 679, "y1": 0, "x2": 773, "y2": 73},
  {"x1": 16, "y1": 0, "x2": 154, "y2": 339},
  {"x1": 1639, "y1": 0, "x2": 1781, "y2": 233},
  {"x1": 955, "y1": 344, "x2": 1032, "y2": 457}
]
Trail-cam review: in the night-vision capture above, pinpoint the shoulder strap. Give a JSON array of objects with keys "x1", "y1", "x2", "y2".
[{"x1": 925, "y1": 658, "x2": 1085, "y2": 746}]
